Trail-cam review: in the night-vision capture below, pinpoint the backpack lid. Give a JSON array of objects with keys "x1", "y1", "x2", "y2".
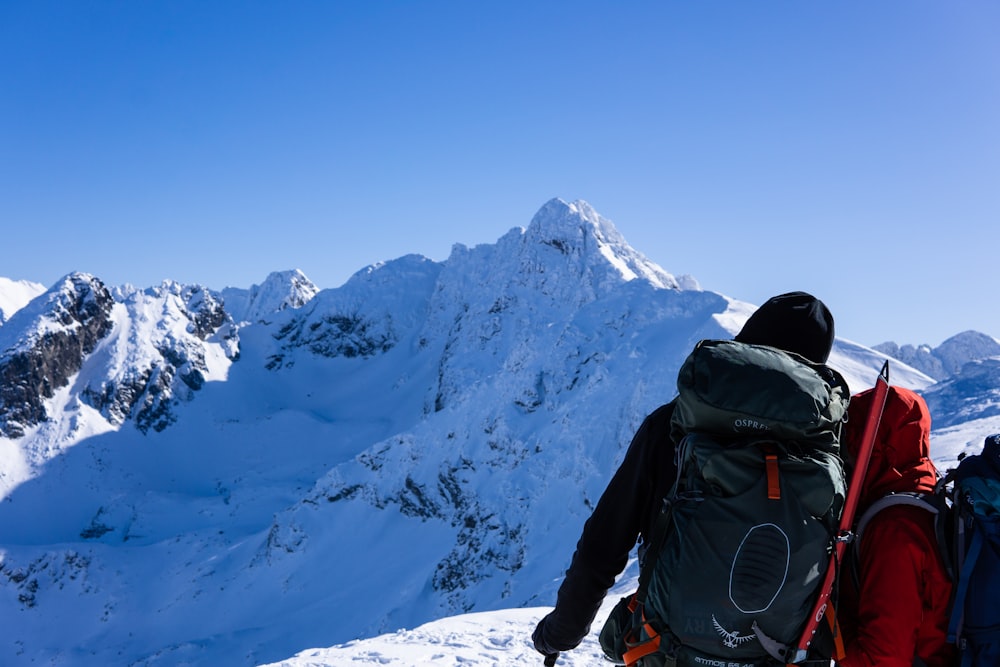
[{"x1": 671, "y1": 339, "x2": 848, "y2": 454}]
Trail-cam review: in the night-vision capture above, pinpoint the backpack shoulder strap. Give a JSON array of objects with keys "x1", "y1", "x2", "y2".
[
  {"x1": 635, "y1": 436, "x2": 692, "y2": 604},
  {"x1": 947, "y1": 521, "x2": 985, "y2": 646},
  {"x1": 855, "y1": 492, "x2": 938, "y2": 543},
  {"x1": 635, "y1": 497, "x2": 673, "y2": 604},
  {"x1": 851, "y1": 492, "x2": 943, "y2": 592}
]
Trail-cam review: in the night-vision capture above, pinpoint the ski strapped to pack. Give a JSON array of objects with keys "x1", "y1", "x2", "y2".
[{"x1": 789, "y1": 360, "x2": 891, "y2": 664}]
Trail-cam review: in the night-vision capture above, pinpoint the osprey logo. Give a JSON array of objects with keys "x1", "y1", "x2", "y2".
[
  {"x1": 732, "y1": 417, "x2": 771, "y2": 433},
  {"x1": 711, "y1": 615, "x2": 755, "y2": 649}
]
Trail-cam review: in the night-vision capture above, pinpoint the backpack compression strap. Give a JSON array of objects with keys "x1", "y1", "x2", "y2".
[{"x1": 622, "y1": 601, "x2": 662, "y2": 667}]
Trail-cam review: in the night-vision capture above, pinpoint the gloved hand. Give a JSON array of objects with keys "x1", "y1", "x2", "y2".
[{"x1": 532, "y1": 615, "x2": 561, "y2": 665}]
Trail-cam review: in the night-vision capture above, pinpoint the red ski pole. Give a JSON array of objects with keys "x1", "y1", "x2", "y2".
[{"x1": 788, "y1": 360, "x2": 890, "y2": 664}]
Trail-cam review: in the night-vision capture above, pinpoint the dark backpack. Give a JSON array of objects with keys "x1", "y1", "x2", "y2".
[
  {"x1": 853, "y1": 433, "x2": 1000, "y2": 667},
  {"x1": 600, "y1": 339, "x2": 849, "y2": 667}
]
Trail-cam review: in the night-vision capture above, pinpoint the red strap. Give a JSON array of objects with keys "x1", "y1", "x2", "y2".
[{"x1": 766, "y1": 453, "x2": 781, "y2": 500}]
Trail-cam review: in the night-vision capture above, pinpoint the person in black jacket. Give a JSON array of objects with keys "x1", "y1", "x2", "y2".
[{"x1": 531, "y1": 291, "x2": 838, "y2": 663}]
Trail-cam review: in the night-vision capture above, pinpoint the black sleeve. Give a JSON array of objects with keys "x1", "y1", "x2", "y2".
[{"x1": 538, "y1": 402, "x2": 676, "y2": 651}]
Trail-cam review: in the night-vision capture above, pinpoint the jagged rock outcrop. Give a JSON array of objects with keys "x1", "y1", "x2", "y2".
[
  {"x1": 422, "y1": 199, "x2": 695, "y2": 414},
  {"x1": 0, "y1": 274, "x2": 240, "y2": 440},
  {"x1": 80, "y1": 281, "x2": 239, "y2": 433},
  {"x1": 0, "y1": 274, "x2": 115, "y2": 438}
]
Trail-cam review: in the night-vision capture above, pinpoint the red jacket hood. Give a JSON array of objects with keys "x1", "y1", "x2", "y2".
[{"x1": 845, "y1": 385, "x2": 939, "y2": 510}]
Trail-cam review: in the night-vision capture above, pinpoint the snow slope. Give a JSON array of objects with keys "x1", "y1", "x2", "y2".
[{"x1": 0, "y1": 276, "x2": 46, "y2": 326}]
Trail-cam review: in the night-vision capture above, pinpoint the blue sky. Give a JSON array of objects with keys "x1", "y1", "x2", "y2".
[{"x1": 2, "y1": 1, "x2": 998, "y2": 347}]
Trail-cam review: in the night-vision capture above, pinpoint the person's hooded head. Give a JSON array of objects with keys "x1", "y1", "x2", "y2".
[
  {"x1": 734, "y1": 291, "x2": 836, "y2": 364},
  {"x1": 846, "y1": 385, "x2": 939, "y2": 510}
]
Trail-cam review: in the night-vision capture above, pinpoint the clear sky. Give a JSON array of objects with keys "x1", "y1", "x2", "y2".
[{"x1": 2, "y1": 1, "x2": 998, "y2": 347}]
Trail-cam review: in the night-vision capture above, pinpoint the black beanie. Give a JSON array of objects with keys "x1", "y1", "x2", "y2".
[{"x1": 734, "y1": 291, "x2": 835, "y2": 364}]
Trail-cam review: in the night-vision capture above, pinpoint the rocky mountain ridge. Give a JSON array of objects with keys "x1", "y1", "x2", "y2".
[{"x1": 874, "y1": 331, "x2": 1000, "y2": 380}]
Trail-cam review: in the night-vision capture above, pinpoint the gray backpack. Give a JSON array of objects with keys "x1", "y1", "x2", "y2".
[{"x1": 601, "y1": 340, "x2": 849, "y2": 667}]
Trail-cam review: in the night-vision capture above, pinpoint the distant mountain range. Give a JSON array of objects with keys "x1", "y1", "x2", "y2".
[
  {"x1": 1, "y1": 199, "x2": 998, "y2": 666},
  {"x1": 873, "y1": 332, "x2": 1000, "y2": 381}
]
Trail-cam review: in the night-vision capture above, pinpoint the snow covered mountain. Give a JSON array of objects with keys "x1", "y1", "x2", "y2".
[
  {"x1": 0, "y1": 276, "x2": 46, "y2": 326},
  {"x1": 0, "y1": 198, "x2": 997, "y2": 667},
  {"x1": 221, "y1": 269, "x2": 319, "y2": 325}
]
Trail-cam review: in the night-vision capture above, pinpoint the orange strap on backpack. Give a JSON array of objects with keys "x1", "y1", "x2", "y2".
[
  {"x1": 622, "y1": 598, "x2": 662, "y2": 667},
  {"x1": 766, "y1": 453, "x2": 781, "y2": 500}
]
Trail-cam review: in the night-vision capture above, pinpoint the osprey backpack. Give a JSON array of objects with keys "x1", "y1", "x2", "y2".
[{"x1": 601, "y1": 339, "x2": 850, "y2": 667}]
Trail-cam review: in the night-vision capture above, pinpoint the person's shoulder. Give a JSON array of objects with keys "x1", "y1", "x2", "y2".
[
  {"x1": 642, "y1": 401, "x2": 676, "y2": 432},
  {"x1": 632, "y1": 401, "x2": 677, "y2": 453},
  {"x1": 863, "y1": 503, "x2": 937, "y2": 550}
]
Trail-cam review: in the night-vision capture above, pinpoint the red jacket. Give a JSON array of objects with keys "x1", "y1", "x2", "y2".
[{"x1": 837, "y1": 386, "x2": 956, "y2": 667}]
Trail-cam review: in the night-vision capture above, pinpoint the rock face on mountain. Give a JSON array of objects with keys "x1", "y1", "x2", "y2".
[
  {"x1": 0, "y1": 269, "x2": 322, "y2": 444},
  {"x1": 0, "y1": 274, "x2": 115, "y2": 438},
  {"x1": 80, "y1": 281, "x2": 238, "y2": 434}
]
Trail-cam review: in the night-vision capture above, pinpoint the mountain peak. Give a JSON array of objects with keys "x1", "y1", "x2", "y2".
[
  {"x1": 0, "y1": 272, "x2": 112, "y2": 355},
  {"x1": 221, "y1": 269, "x2": 319, "y2": 324},
  {"x1": 530, "y1": 197, "x2": 611, "y2": 232},
  {"x1": 874, "y1": 330, "x2": 1000, "y2": 380},
  {"x1": 523, "y1": 198, "x2": 690, "y2": 292},
  {"x1": 527, "y1": 198, "x2": 628, "y2": 254},
  {"x1": 0, "y1": 273, "x2": 115, "y2": 438}
]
